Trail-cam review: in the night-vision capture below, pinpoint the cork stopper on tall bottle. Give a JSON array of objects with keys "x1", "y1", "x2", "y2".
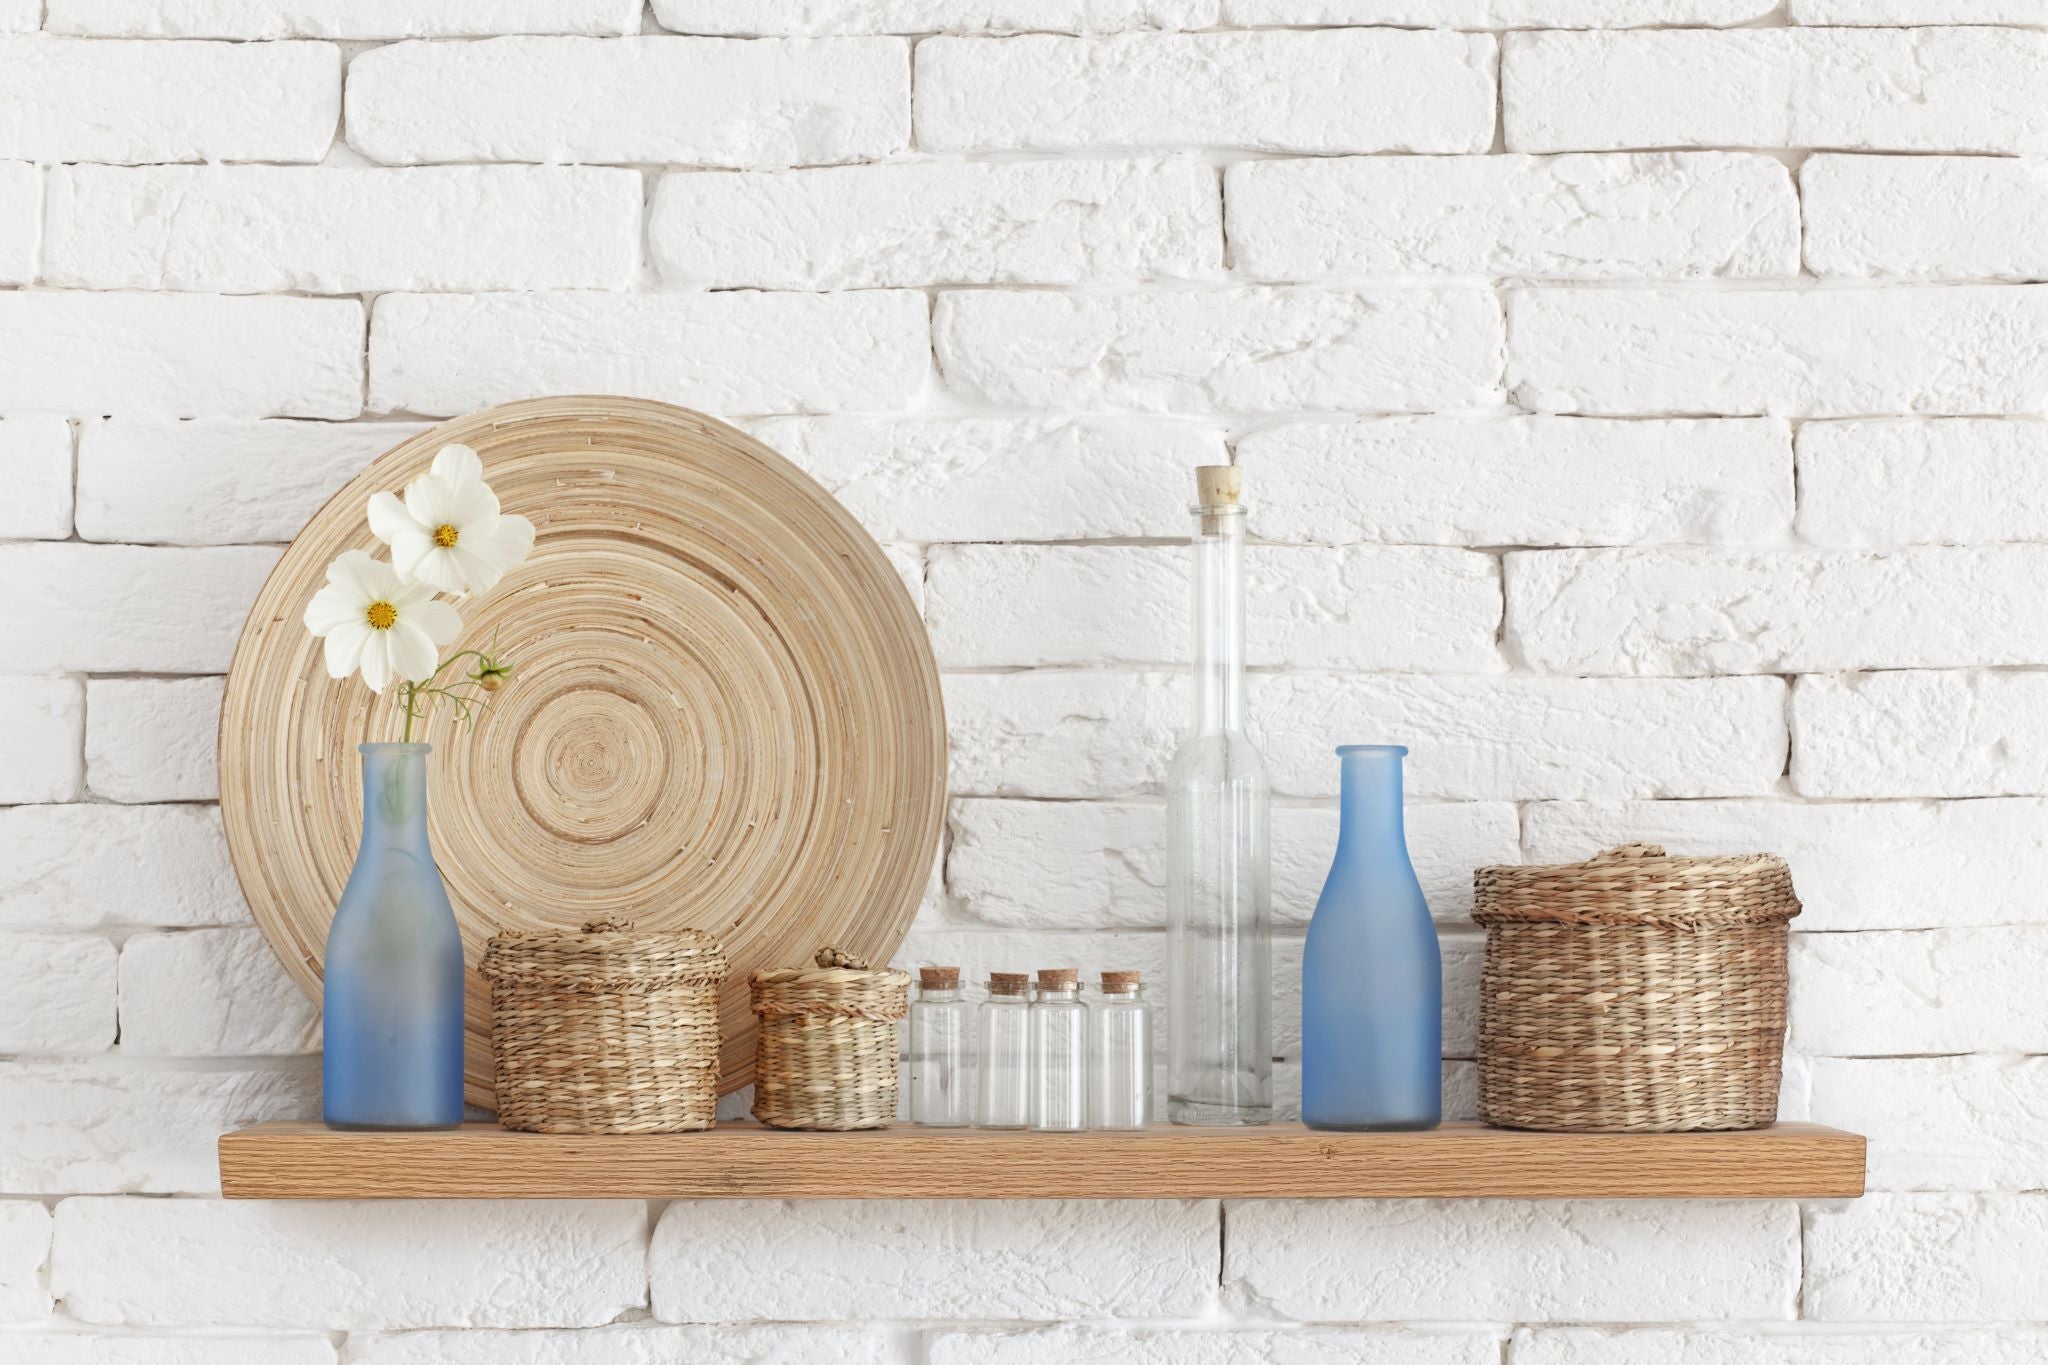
[{"x1": 1196, "y1": 464, "x2": 1243, "y2": 534}]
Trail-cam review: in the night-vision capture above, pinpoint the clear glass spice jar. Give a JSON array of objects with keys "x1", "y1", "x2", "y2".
[
  {"x1": 975, "y1": 971, "x2": 1031, "y2": 1129},
  {"x1": 1029, "y1": 967, "x2": 1088, "y2": 1132},
  {"x1": 907, "y1": 965, "x2": 973, "y2": 1127},
  {"x1": 1089, "y1": 970, "x2": 1153, "y2": 1130}
]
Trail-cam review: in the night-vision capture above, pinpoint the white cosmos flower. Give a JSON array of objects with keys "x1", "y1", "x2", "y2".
[
  {"x1": 368, "y1": 444, "x2": 536, "y2": 595},
  {"x1": 303, "y1": 551, "x2": 462, "y2": 694}
]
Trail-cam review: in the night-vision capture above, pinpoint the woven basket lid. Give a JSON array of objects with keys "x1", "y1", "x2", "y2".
[
  {"x1": 479, "y1": 920, "x2": 728, "y2": 993},
  {"x1": 1473, "y1": 843, "x2": 1801, "y2": 928},
  {"x1": 750, "y1": 946, "x2": 911, "y2": 1019}
]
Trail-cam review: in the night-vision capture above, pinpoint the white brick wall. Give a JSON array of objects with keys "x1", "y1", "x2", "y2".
[{"x1": 0, "y1": 3, "x2": 2040, "y2": 1358}]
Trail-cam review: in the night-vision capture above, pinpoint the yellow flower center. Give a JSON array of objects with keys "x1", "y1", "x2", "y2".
[
  {"x1": 433, "y1": 523, "x2": 460, "y2": 548},
  {"x1": 365, "y1": 600, "x2": 398, "y2": 630}
]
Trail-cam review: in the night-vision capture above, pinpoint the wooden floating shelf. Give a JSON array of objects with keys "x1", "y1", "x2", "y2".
[{"x1": 219, "y1": 1120, "x2": 1864, "y2": 1201}]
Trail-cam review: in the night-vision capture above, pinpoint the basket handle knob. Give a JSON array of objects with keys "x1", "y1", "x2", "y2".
[
  {"x1": 582, "y1": 919, "x2": 634, "y2": 934},
  {"x1": 1588, "y1": 843, "x2": 1667, "y2": 863},
  {"x1": 814, "y1": 945, "x2": 871, "y2": 970}
]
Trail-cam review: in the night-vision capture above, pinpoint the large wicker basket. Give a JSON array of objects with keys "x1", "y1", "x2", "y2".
[
  {"x1": 749, "y1": 947, "x2": 910, "y2": 1130},
  {"x1": 1473, "y1": 843, "x2": 1800, "y2": 1133},
  {"x1": 479, "y1": 920, "x2": 727, "y2": 1134}
]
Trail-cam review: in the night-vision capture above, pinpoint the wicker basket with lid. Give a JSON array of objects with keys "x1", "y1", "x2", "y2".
[
  {"x1": 1473, "y1": 843, "x2": 1800, "y2": 1133},
  {"x1": 478, "y1": 920, "x2": 727, "y2": 1134},
  {"x1": 749, "y1": 946, "x2": 910, "y2": 1130}
]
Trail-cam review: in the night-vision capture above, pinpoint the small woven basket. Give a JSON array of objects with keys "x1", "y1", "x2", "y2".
[
  {"x1": 479, "y1": 920, "x2": 727, "y2": 1134},
  {"x1": 749, "y1": 946, "x2": 910, "y2": 1130},
  {"x1": 1473, "y1": 843, "x2": 1801, "y2": 1133}
]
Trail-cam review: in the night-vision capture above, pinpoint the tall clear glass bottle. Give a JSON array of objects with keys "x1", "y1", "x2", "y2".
[
  {"x1": 1168, "y1": 465, "x2": 1273, "y2": 1126},
  {"x1": 975, "y1": 971, "x2": 1031, "y2": 1129},
  {"x1": 1089, "y1": 970, "x2": 1153, "y2": 1129},
  {"x1": 323, "y1": 743, "x2": 465, "y2": 1130},
  {"x1": 908, "y1": 966, "x2": 973, "y2": 1127},
  {"x1": 1028, "y1": 968, "x2": 1087, "y2": 1132}
]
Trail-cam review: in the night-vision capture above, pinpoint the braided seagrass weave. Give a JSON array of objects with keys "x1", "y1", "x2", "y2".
[
  {"x1": 750, "y1": 947, "x2": 910, "y2": 1130},
  {"x1": 1473, "y1": 843, "x2": 1800, "y2": 1133},
  {"x1": 480, "y1": 921, "x2": 727, "y2": 1133}
]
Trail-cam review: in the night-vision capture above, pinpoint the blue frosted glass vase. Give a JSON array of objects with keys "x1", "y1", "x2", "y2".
[
  {"x1": 1301, "y1": 744, "x2": 1442, "y2": 1131},
  {"x1": 322, "y1": 742, "x2": 465, "y2": 1130}
]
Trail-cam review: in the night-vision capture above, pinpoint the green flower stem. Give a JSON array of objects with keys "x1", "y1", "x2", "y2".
[{"x1": 398, "y1": 647, "x2": 499, "y2": 743}]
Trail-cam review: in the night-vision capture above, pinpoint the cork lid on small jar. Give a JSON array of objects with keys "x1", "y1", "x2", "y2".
[
  {"x1": 988, "y1": 971, "x2": 1030, "y2": 996},
  {"x1": 1100, "y1": 970, "x2": 1142, "y2": 994},
  {"x1": 1036, "y1": 967, "x2": 1079, "y2": 990},
  {"x1": 919, "y1": 965, "x2": 961, "y2": 990}
]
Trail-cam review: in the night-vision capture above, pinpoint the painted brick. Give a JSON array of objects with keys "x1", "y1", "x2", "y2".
[
  {"x1": 51, "y1": 1197, "x2": 648, "y2": 1329},
  {"x1": 655, "y1": 158, "x2": 1219, "y2": 290},
  {"x1": 1524, "y1": 799, "x2": 2048, "y2": 932},
  {"x1": 0, "y1": 416, "x2": 74, "y2": 541},
  {"x1": 1516, "y1": 1328, "x2": 2048, "y2": 1365},
  {"x1": 6, "y1": 1337, "x2": 335, "y2": 1365},
  {"x1": 932, "y1": 1326, "x2": 1500, "y2": 1365},
  {"x1": 1806, "y1": 1194, "x2": 2048, "y2": 1321},
  {"x1": 351, "y1": 1325, "x2": 896, "y2": 1365},
  {"x1": 949, "y1": 798, "x2": 1519, "y2": 930},
  {"x1": 937, "y1": 289, "x2": 1502, "y2": 413},
  {"x1": 370, "y1": 291, "x2": 929, "y2": 417},
  {"x1": 1257, "y1": 674, "x2": 1787, "y2": 801},
  {"x1": 46, "y1": 0, "x2": 640, "y2": 37},
  {"x1": 0, "y1": 1058, "x2": 318, "y2": 1194},
  {"x1": 1236, "y1": 416, "x2": 1791, "y2": 547},
  {"x1": 1506, "y1": 29, "x2": 2048, "y2": 155},
  {"x1": 1226, "y1": 1199, "x2": 1797, "y2": 1321},
  {"x1": 945, "y1": 671, "x2": 1183, "y2": 798},
  {"x1": 118, "y1": 927, "x2": 321, "y2": 1057},
  {"x1": 1229, "y1": 0, "x2": 1772, "y2": 19},
  {"x1": 0, "y1": 293, "x2": 363, "y2": 419},
  {"x1": 649, "y1": 1198, "x2": 1216, "y2": 1320},
  {"x1": 0, "y1": 1201, "x2": 52, "y2": 1323},
  {"x1": 348, "y1": 36, "x2": 908, "y2": 167},
  {"x1": 747, "y1": 416, "x2": 1224, "y2": 542},
  {"x1": 1509, "y1": 286, "x2": 2048, "y2": 417},
  {"x1": 0, "y1": 677, "x2": 84, "y2": 805},
  {"x1": 926, "y1": 543, "x2": 1501, "y2": 671},
  {"x1": 1228, "y1": 153, "x2": 1796, "y2": 281},
  {"x1": 0, "y1": 0, "x2": 28, "y2": 30},
  {"x1": 1791, "y1": 928, "x2": 2048, "y2": 1055},
  {"x1": 0, "y1": 934, "x2": 116, "y2": 1052},
  {"x1": 77, "y1": 419, "x2": 430, "y2": 547},
  {"x1": 85, "y1": 677, "x2": 225, "y2": 803},
  {"x1": 1792, "y1": 0, "x2": 2039, "y2": 16},
  {"x1": 657, "y1": 0, "x2": 1218, "y2": 32},
  {"x1": 0, "y1": 160, "x2": 34, "y2": 284},
  {"x1": 0, "y1": 804, "x2": 240, "y2": 931},
  {"x1": 1808, "y1": 1057, "x2": 2048, "y2": 1192},
  {"x1": 1506, "y1": 547, "x2": 2048, "y2": 675},
  {"x1": 46, "y1": 165, "x2": 642, "y2": 294},
  {"x1": 0, "y1": 37, "x2": 337, "y2": 163},
  {"x1": 1797, "y1": 418, "x2": 2048, "y2": 547},
  {"x1": 917, "y1": 31, "x2": 1495, "y2": 154},
  {"x1": 1, "y1": 545, "x2": 279, "y2": 674},
  {"x1": 1791, "y1": 670, "x2": 2048, "y2": 798},
  {"x1": 1804, "y1": 155, "x2": 2048, "y2": 282}
]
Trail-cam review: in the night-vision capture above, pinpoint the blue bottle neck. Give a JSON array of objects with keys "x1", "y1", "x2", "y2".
[
  {"x1": 359, "y1": 743, "x2": 433, "y2": 858},
  {"x1": 1336, "y1": 748, "x2": 1407, "y2": 857}
]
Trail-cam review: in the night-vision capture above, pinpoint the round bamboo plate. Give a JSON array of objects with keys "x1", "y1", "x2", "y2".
[{"x1": 219, "y1": 397, "x2": 946, "y2": 1109}]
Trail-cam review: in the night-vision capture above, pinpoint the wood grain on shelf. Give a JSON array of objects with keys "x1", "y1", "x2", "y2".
[{"x1": 218, "y1": 1120, "x2": 1865, "y2": 1200}]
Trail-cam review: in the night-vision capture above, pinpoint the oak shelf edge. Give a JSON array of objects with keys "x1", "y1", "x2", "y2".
[{"x1": 218, "y1": 1120, "x2": 1866, "y2": 1201}]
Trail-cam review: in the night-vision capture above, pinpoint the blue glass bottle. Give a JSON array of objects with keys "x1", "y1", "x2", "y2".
[
  {"x1": 323, "y1": 742, "x2": 465, "y2": 1130},
  {"x1": 1301, "y1": 744, "x2": 1441, "y2": 1131}
]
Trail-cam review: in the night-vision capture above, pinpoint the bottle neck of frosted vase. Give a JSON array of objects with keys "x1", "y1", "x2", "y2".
[
  {"x1": 1337, "y1": 750, "x2": 1407, "y2": 858},
  {"x1": 359, "y1": 743, "x2": 432, "y2": 859},
  {"x1": 1190, "y1": 503, "x2": 1246, "y2": 735}
]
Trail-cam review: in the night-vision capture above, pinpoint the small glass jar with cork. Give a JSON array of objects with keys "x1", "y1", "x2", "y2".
[
  {"x1": 1029, "y1": 967, "x2": 1088, "y2": 1132},
  {"x1": 976, "y1": 971, "x2": 1032, "y2": 1129},
  {"x1": 907, "y1": 965, "x2": 972, "y2": 1127},
  {"x1": 1089, "y1": 969, "x2": 1153, "y2": 1130}
]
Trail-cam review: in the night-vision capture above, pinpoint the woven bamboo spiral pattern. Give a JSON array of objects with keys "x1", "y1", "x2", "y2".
[
  {"x1": 218, "y1": 397, "x2": 946, "y2": 1109},
  {"x1": 1472, "y1": 843, "x2": 1801, "y2": 1133},
  {"x1": 750, "y1": 947, "x2": 910, "y2": 1130},
  {"x1": 479, "y1": 921, "x2": 727, "y2": 1133}
]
